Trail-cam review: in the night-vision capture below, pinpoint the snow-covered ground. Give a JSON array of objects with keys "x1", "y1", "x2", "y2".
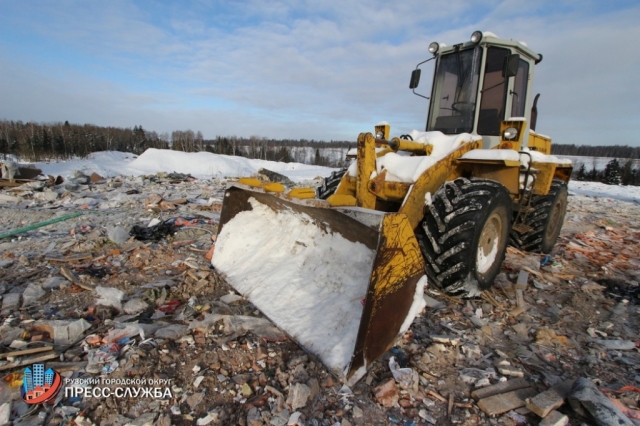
[
  {"x1": 30, "y1": 149, "x2": 640, "y2": 203},
  {"x1": 32, "y1": 149, "x2": 336, "y2": 183}
]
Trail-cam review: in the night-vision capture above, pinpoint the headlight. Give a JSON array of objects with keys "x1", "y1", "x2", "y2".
[
  {"x1": 470, "y1": 31, "x2": 483, "y2": 43},
  {"x1": 428, "y1": 42, "x2": 439, "y2": 54},
  {"x1": 375, "y1": 130, "x2": 384, "y2": 139},
  {"x1": 503, "y1": 127, "x2": 518, "y2": 140}
]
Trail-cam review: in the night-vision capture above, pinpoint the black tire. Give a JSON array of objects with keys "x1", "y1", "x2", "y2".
[
  {"x1": 510, "y1": 179, "x2": 568, "y2": 254},
  {"x1": 418, "y1": 178, "x2": 512, "y2": 297},
  {"x1": 317, "y1": 167, "x2": 348, "y2": 200}
]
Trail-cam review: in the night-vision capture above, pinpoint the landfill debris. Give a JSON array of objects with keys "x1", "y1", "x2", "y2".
[
  {"x1": 568, "y1": 377, "x2": 635, "y2": 426},
  {"x1": 0, "y1": 169, "x2": 638, "y2": 424}
]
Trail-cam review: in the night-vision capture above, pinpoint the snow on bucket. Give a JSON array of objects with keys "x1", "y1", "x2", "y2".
[{"x1": 212, "y1": 186, "x2": 427, "y2": 384}]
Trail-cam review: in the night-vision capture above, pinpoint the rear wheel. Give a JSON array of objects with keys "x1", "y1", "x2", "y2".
[
  {"x1": 317, "y1": 167, "x2": 348, "y2": 200},
  {"x1": 510, "y1": 179, "x2": 568, "y2": 253},
  {"x1": 418, "y1": 178, "x2": 512, "y2": 297}
]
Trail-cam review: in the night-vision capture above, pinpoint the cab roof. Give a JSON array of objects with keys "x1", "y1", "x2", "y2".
[{"x1": 436, "y1": 32, "x2": 542, "y2": 63}]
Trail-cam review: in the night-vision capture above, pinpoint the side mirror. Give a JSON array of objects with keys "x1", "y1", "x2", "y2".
[
  {"x1": 409, "y1": 69, "x2": 421, "y2": 89},
  {"x1": 503, "y1": 53, "x2": 520, "y2": 78}
]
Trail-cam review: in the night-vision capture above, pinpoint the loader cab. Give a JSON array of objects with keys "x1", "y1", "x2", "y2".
[{"x1": 412, "y1": 31, "x2": 542, "y2": 149}]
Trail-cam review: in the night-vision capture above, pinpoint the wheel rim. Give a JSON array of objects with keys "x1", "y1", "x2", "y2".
[
  {"x1": 545, "y1": 196, "x2": 566, "y2": 241},
  {"x1": 477, "y1": 211, "x2": 503, "y2": 274}
]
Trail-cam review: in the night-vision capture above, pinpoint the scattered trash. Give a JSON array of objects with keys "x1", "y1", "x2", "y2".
[
  {"x1": 0, "y1": 165, "x2": 638, "y2": 425},
  {"x1": 95, "y1": 286, "x2": 125, "y2": 311},
  {"x1": 568, "y1": 377, "x2": 635, "y2": 426}
]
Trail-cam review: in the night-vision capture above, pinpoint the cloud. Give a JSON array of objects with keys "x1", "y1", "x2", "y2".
[{"x1": 0, "y1": 0, "x2": 638, "y2": 145}]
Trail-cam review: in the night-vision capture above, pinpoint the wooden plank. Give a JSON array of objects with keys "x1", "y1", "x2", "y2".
[
  {"x1": 472, "y1": 377, "x2": 530, "y2": 401},
  {"x1": 477, "y1": 387, "x2": 538, "y2": 416},
  {"x1": 0, "y1": 346, "x2": 54, "y2": 359},
  {"x1": 45, "y1": 253, "x2": 93, "y2": 263},
  {"x1": 0, "y1": 351, "x2": 58, "y2": 371}
]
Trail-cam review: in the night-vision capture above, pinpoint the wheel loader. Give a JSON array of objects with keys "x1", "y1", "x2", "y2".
[{"x1": 212, "y1": 31, "x2": 572, "y2": 384}]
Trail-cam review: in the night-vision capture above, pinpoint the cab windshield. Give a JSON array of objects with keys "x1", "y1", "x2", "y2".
[{"x1": 427, "y1": 47, "x2": 482, "y2": 134}]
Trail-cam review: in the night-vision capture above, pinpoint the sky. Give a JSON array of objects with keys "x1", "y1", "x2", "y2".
[{"x1": 1, "y1": 0, "x2": 639, "y2": 145}]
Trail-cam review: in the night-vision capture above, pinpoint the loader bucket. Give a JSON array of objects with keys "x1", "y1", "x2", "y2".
[{"x1": 212, "y1": 186, "x2": 427, "y2": 384}]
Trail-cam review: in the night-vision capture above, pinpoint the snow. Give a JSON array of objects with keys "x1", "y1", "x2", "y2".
[
  {"x1": 347, "y1": 131, "x2": 482, "y2": 183},
  {"x1": 212, "y1": 196, "x2": 376, "y2": 377},
  {"x1": 399, "y1": 276, "x2": 427, "y2": 335},
  {"x1": 26, "y1": 149, "x2": 640, "y2": 207},
  {"x1": 569, "y1": 181, "x2": 640, "y2": 204},
  {"x1": 32, "y1": 149, "x2": 335, "y2": 183},
  {"x1": 523, "y1": 149, "x2": 573, "y2": 165},
  {"x1": 529, "y1": 129, "x2": 550, "y2": 139},
  {"x1": 460, "y1": 149, "x2": 520, "y2": 162}
]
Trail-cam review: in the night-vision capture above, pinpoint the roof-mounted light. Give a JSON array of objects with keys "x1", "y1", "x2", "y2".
[
  {"x1": 428, "y1": 42, "x2": 439, "y2": 55},
  {"x1": 470, "y1": 31, "x2": 483, "y2": 43}
]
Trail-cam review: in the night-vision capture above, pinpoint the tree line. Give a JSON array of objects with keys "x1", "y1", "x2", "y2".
[
  {"x1": 2, "y1": 119, "x2": 639, "y2": 176},
  {"x1": 0, "y1": 120, "x2": 353, "y2": 167},
  {"x1": 574, "y1": 158, "x2": 640, "y2": 186},
  {"x1": 552, "y1": 144, "x2": 640, "y2": 159},
  {"x1": 0, "y1": 120, "x2": 169, "y2": 161}
]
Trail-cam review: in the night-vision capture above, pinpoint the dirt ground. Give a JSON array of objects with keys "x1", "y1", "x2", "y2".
[{"x1": 0, "y1": 174, "x2": 639, "y2": 425}]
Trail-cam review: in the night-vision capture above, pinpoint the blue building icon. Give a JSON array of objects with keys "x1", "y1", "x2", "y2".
[
  {"x1": 45, "y1": 368, "x2": 54, "y2": 386},
  {"x1": 23, "y1": 367, "x2": 34, "y2": 393},
  {"x1": 33, "y1": 364, "x2": 44, "y2": 387},
  {"x1": 21, "y1": 363, "x2": 60, "y2": 404}
]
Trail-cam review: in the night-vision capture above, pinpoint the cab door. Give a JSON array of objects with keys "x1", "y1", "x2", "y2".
[{"x1": 476, "y1": 46, "x2": 510, "y2": 148}]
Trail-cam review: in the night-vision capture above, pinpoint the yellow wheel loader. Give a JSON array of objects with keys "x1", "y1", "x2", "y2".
[{"x1": 212, "y1": 31, "x2": 572, "y2": 384}]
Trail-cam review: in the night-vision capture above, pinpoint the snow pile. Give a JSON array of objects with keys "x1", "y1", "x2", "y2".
[
  {"x1": 347, "y1": 131, "x2": 481, "y2": 183},
  {"x1": 34, "y1": 149, "x2": 335, "y2": 182},
  {"x1": 30, "y1": 148, "x2": 640, "y2": 204},
  {"x1": 212, "y1": 197, "x2": 376, "y2": 376}
]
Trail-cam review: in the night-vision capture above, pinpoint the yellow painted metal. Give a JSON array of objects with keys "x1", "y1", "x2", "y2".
[
  {"x1": 370, "y1": 214, "x2": 425, "y2": 304},
  {"x1": 288, "y1": 188, "x2": 317, "y2": 199},
  {"x1": 528, "y1": 132, "x2": 552, "y2": 154},
  {"x1": 263, "y1": 182, "x2": 285, "y2": 193},
  {"x1": 500, "y1": 119, "x2": 526, "y2": 151},
  {"x1": 348, "y1": 211, "x2": 425, "y2": 379},
  {"x1": 368, "y1": 170, "x2": 412, "y2": 202},
  {"x1": 374, "y1": 124, "x2": 390, "y2": 140},
  {"x1": 327, "y1": 194, "x2": 356, "y2": 206},
  {"x1": 356, "y1": 133, "x2": 377, "y2": 209},
  {"x1": 390, "y1": 138, "x2": 430, "y2": 154},
  {"x1": 465, "y1": 164, "x2": 520, "y2": 195},
  {"x1": 399, "y1": 140, "x2": 480, "y2": 229},
  {"x1": 553, "y1": 164, "x2": 573, "y2": 183},
  {"x1": 457, "y1": 156, "x2": 521, "y2": 168},
  {"x1": 376, "y1": 147, "x2": 395, "y2": 157},
  {"x1": 237, "y1": 177, "x2": 264, "y2": 187},
  {"x1": 531, "y1": 161, "x2": 557, "y2": 195}
]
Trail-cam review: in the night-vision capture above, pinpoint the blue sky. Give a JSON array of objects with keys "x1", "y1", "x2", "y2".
[{"x1": 1, "y1": 0, "x2": 639, "y2": 145}]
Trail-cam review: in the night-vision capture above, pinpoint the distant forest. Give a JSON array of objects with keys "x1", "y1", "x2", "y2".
[
  {"x1": 0, "y1": 120, "x2": 352, "y2": 166},
  {"x1": 551, "y1": 144, "x2": 640, "y2": 158},
  {"x1": 1, "y1": 120, "x2": 639, "y2": 184}
]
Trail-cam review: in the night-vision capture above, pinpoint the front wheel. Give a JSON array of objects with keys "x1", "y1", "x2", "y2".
[{"x1": 419, "y1": 178, "x2": 512, "y2": 297}]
